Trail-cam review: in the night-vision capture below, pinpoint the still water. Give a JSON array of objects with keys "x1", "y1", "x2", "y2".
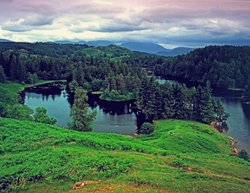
[
  {"x1": 216, "y1": 97, "x2": 250, "y2": 151},
  {"x1": 24, "y1": 89, "x2": 137, "y2": 135},
  {"x1": 24, "y1": 81, "x2": 250, "y2": 151}
]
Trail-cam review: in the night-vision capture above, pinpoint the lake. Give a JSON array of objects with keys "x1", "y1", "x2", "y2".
[
  {"x1": 24, "y1": 81, "x2": 250, "y2": 151},
  {"x1": 24, "y1": 87, "x2": 137, "y2": 135},
  {"x1": 155, "y1": 77, "x2": 250, "y2": 151},
  {"x1": 216, "y1": 97, "x2": 250, "y2": 151}
]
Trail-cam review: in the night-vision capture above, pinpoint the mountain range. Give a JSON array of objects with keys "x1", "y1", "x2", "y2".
[
  {"x1": 0, "y1": 38, "x2": 194, "y2": 56},
  {"x1": 54, "y1": 40, "x2": 194, "y2": 56},
  {"x1": 0, "y1": 39, "x2": 13, "y2": 43}
]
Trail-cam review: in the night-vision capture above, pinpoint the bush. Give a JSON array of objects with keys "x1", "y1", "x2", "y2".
[
  {"x1": 5, "y1": 104, "x2": 33, "y2": 120},
  {"x1": 239, "y1": 149, "x2": 249, "y2": 161},
  {"x1": 139, "y1": 122, "x2": 155, "y2": 134},
  {"x1": 33, "y1": 107, "x2": 57, "y2": 125}
]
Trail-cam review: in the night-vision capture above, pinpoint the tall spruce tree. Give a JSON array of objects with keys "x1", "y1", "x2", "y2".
[
  {"x1": 244, "y1": 82, "x2": 250, "y2": 102},
  {"x1": 16, "y1": 55, "x2": 27, "y2": 82},
  {"x1": 161, "y1": 83, "x2": 175, "y2": 119},
  {"x1": 0, "y1": 65, "x2": 6, "y2": 83},
  {"x1": 213, "y1": 99, "x2": 229, "y2": 122},
  {"x1": 143, "y1": 78, "x2": 158, "y2": 121},
  {"x1": 172, "y1": 84, "x2": 187, "y2": 119},
  {"x1": 9, "y1": 54, "x2": 17, "y2": 80},
  {"x1": 194, "y1": 82, "x2": 215, "y2": 123},
  {"x1": 70, "y1": 86, "x2": 96, "y2": 132}
]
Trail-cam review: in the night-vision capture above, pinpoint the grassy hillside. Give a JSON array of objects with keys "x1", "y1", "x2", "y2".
[{"x1": 1, "y1": 118, "x2": 249, "y2": 193}]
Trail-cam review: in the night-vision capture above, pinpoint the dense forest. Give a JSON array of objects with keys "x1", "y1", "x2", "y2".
[
  {"x1": 1, "y1": 43, "x2": 250, "y2": 90},
  {"x1": 154, "y1": 46, "x2": 250, "y2": 89},
  {"x1": 123, "y1": 46, "x2": 250, "y2": 90},
  {"x1": 0, "y1": 42, "x2": 246, "y2": 128}
]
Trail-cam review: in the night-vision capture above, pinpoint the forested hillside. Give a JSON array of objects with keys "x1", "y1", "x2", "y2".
[
  {"x1": 0, "y1": 43, "x2": 248, "y2": 126},
  {"x1": 1, "y1": 43, "x2": 250, "y2": 90},
  {"x1": 0, "y1": 42, "x2": 144, "y2": 101},
  {"x1": 153, "y1": 46, "x2": 250, "y2": 89}
]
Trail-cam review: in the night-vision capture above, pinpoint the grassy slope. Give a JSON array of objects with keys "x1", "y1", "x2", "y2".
[
  {"x1": 1, "y1": 118, "x2": 250, "y2": 193},
  {"x1": 0, "y1": 82, "x2": 249, "y2": 192}
]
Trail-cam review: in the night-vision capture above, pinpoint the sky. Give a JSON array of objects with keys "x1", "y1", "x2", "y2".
[{"x1": 0, "y1": 0, "x2": 250, "y2": 48}]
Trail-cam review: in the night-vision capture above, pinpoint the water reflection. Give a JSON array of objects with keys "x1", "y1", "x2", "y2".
[
  {"x1": 216, "y1": 98, "x2": 250, "y2": 151},
  {"x1": 24, "y1": 87, "x2": 137, "y2": 135}
]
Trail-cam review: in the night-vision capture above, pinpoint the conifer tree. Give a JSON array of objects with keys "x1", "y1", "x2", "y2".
[
  {"x1": 70, "y1": 87, "x2": 96, "y2": 131},
  {"x1": 161, "y1": 84, "x2": 175, "y2": 119},
  {"x1": 244, "y1": 82, "x2": 250, "y2": 102},
  {"x1": 172, "y1": 84, "x2": 187, "y2": 119},
  {"x1": 194, "y1": 82, "x2": 215, "y2": 123},
  {"x1": 0, "y1": 65, "x2": 6, "y2": 83}
]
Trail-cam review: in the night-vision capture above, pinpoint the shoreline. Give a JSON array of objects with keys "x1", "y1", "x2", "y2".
[{"x1": 19, "y1": 80, "x2": 249, "y2": 153}]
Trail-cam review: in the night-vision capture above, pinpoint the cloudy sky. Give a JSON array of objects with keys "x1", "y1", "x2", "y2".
[{"x1": 0, "y1": 0, "x2": 250, "y2": 48}]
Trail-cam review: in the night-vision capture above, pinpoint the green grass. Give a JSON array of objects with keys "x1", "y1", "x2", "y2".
[
  {"x1": 0, "y1": 82, "x2": 249, "y2": 192},
  {"x1": 0, "y1": 118, "x2": 249, "y2": 193},
  {"x1": 0, "y1": 80, "x2": 65, "y2": 102}
]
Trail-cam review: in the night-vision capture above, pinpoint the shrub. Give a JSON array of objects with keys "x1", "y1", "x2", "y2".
[
  {"x1": 239, "y1": 149, "x2": 249, "y2": 161},
  {"x1": 33, "y1": 107, "x2": 57, "y2": 125},
  {"x1": 139, "y1": 122, "x2": 155, "y2": 134}
]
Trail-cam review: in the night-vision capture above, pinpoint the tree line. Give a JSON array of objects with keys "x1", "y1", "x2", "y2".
[
  {"x1": 137, "y1": 77, "x2": 228, "y2": 125},
  {"x1": 0, "y1": 42, "x2": 230, "y2": 132}
]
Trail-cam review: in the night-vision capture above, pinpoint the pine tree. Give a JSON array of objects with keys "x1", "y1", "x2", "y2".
[
  {"x1": 70, "y1": 87, "x2": 96, "y2": 131},
  {"x1": 9, "y1": 54, "x2": 17, "y2": 80},
  {"x1": 244, "y1": 82, "x2": 250, "y2": 102},
  {"x1": 16, "y1": 56, "x2": 27, "y2": 82},
  {"x1": 143, "y1": 78, "x2": 158, "y2": 121},
  {"x1": 194, "y1": 82, "x2": 215, "y2": 123},
  {"x1": 161, "y1": 84, "x2": 175, "y2": 119},
  {"x1": 172, "y1": 84, "x2": 187, "y2": 119},
  {"x1": 201, "y1": 82, "x2": 215, "y2": 123},
  {"x1": 213, "y1": 99, "x2": 229, "y2": 122},
  {"x1": 116, "y1": 75, "x2": 126, "y2": 94},
  {"x1": 74, "y1": 63, "x2": 85, "y2": 86},
  {"x1": 0, "y1": 65, "x2": 6, "y2": 83},
  {"x1": 193, "y1": 86, "x2": 203, "y2": 122}
]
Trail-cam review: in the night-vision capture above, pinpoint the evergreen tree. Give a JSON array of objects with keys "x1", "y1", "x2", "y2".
[
  {"x1": 143, "y1": 78, "x2": 158, "y2": 121},
  {"x1": 172, "y1": 84, "x2": 187, "y2": 119},
  {"x1": 244, "y1": 82, "x2": 250, "y2": 102},
  {"x1": 194, "y1": 82, "x2": 215, "y2": 123},
  {"x1": 74, "y1": 63, "x2": 85, "y2": 86},
  {"x1": 213, "y1": 99, "x2": 229, "y2": 122},
  {"x1": 0, "y1": 65, "x2": 6, "y2": 83},
  {"x1": 9, "y1": 54, "x2": 17, "y2": 80},
  {"x1": 161, "y1": 84, "x2": 175, "y2": 119},
  {"x1": 70, "y1": 87, "x2": 96, "y2": 131},
  {"x1": 193, "y1": 86, "x2": 203, "y2": 122},
  {"x1": 16, "y1": 56, "x2": 27, "y2": 82},
  {"x1": 201, "y1": 82, "x2": 215, "y2": 123}
]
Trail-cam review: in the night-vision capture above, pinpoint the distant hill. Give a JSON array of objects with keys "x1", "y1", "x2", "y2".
[
  {"x1": 120, "y1": 42, "x2": 194, "y2": 56},
  {"x1": 54, "y1": 40, "x2": 194, "y2": 56},
  {"x1": 54, "y1": 40, "x2": 76, "y2": 44},
  {"x1": 55, "y1": 40, "x2": 113, "y2": 46},
  {"x1": 157, "y1": 47, "x2": 194, "y2": 56},
  {"x1": 87, "y1": 40, "x2": 114, "y2": 46},
  {"x1": 120, "y1": 42, "x2": 168, "y2": 54},
  {"x1": 0, "y1": 39, "x2": 13, "y2": 43}
]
